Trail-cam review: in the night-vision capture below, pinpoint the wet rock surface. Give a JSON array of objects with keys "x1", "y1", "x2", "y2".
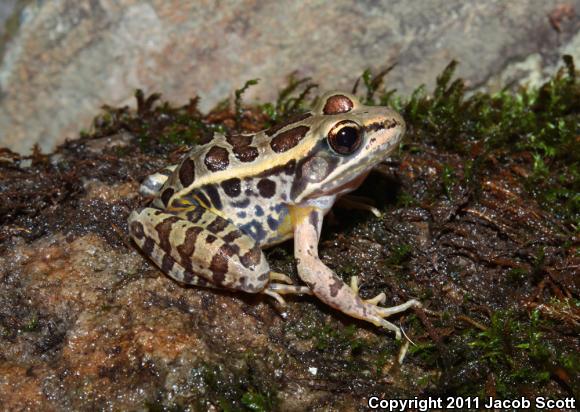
[{"x1": 0, "y1": 61, "x2": 578, "y2": 409}]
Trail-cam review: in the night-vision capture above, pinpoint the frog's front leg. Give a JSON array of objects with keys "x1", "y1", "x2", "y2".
[
  {"x1": 291, "y1": 206, "x2": 421, "y2": 339},
  {"x1": 129, "y1": 206, "x2": 311, "y2": 300}
]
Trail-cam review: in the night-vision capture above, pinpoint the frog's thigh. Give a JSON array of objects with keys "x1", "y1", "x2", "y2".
[{"x1": 128, "y1": 206, "x2": 270, "y2": 293}]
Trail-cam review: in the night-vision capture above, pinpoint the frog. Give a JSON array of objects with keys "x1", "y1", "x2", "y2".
[{"x1": 128, "y1": 92, "x2": 420, "y2": 339}]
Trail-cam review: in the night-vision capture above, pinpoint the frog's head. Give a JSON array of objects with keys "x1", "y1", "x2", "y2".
[{"x1": 292, "y1": 91, "x2": 405, "y2": 203}]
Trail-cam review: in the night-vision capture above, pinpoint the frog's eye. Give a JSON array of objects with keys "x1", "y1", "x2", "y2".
[{"x1": 328, "y1": 121, "x2": 362, "y2": 155}]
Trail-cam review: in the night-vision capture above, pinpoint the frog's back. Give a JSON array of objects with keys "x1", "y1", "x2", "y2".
[{"x1": 151, "y1": 112, "x2": 317, "y2": 210}]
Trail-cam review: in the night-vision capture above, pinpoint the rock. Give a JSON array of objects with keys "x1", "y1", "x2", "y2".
[{"x1": 0, "y1": 0, "x2": 579, "y2": 154}]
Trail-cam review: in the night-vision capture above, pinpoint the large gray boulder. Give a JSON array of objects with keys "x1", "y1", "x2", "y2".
[{"x1": 0, "y1": 0, "x2": 579, "y2": 154}]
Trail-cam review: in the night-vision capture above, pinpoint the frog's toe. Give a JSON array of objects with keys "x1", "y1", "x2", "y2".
[
  {"x1": 267, "y1": 283, "x2": 313, "y2": 295},
  {"x1": 364, "y1": 292, "x2": 386, "y2": 306},
  {"x1": 349, "y1": 276, "x2": 419, "y2": 314},
  {"x1": 349, "y1": 276, "x2": 360, "y2": 293},
  {"x1": 264, "y1": 283, "x2": 313, "y2": 306},
  {"x1": 270, "y1": 271, "x2": 294, "y2": 284},
  {"x1": 363, "y1": 298, "x2": 421, "y2": 340},
  {"x1": 264, "y1": 289, "x2": 287, "y2": 306},
  {"x1": 348, "y1": 277, "x2": 386, "y2": 306},
  {"x1": 337, "y1": 195, "x2": 382, "y2": 218},
  {"x1": 375, "y1": 299, "x2": 421, "y2": 318},
  {"x1": 368, "y1": 315, "x2": 402, "y2": 340}
]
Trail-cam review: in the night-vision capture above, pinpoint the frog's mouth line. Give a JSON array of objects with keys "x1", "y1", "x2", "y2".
[
  {"x1": 323, "y1": 170, "x2": 371, "y2": 197},
  {"x1": 306, "y1": 159, "x2": 376, "y2": 199}
]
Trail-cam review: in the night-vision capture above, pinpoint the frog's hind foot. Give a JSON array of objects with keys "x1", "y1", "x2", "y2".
[
  {"x1": 265, "y1": 283, "x2": 313, "y2": 307},
  {"x1": 269, "y1": 271, "x2": 294, "y2": 284}
]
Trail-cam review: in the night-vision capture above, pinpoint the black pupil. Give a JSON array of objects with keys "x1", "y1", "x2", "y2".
[{"x1": 335, "y1": 127, "x2": 359, "y2": 153}]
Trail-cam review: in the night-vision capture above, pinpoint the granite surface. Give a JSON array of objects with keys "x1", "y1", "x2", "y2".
[{"x1": 0, "y1": 0, "x2": 578, "y2": 153}]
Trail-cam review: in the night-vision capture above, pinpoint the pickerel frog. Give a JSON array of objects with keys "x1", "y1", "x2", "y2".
[{"x1": 128, "y1": 92, "x2": 420, "y2": 339}]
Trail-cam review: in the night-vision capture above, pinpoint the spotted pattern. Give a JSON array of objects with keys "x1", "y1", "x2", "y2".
[
  {"x1": 267, "y1": 216, "x2": 279, "y2": 231},
  {"x1": 308, "y1": 210, "x2": 319, "y2": 230},
  {"x1": 204, "y1": 146, "x2": 230, "y2": 172},
  {"x1": 270, "y1": 126, "x2": 310, "y2": 153},
  {"x1": 195, "y1": 191, "x2": 211, "y2": 208},
  {"x1": 234, "y1": 146, "x2": 259, "y2": 162},
  {"x1": 221, "y1": 178, "x2": 241, "y2": 197},
  {"x1": 257, "y1": 178, "x2": 276, "y2": 198},
  {"x1": 265, "y1": 112, "x2": 312, "y2": 137},
  {"x1": 256, "y1": 159, "x2": 296, "y2": 178},
  {"x1": 161, "y1": 254, "x2": 174, "y2": 273},
  {"x1": 206, "y1": 234, "x2": 217, "y2": 244},
  {"x1": 210, "y1": 244, "x2": 239, "y2": 285},
  {"x1": 323, "y1": 94, "x2": 353, "y2": 115},
  {"x1": 207, "y1": 216, "x2": 228, "y2": 234},
  {"x1": 129, "y1": 93, "x2": 414, "y2": 337},
  {"x1": 240, "y1": 221, "x2": 266, "y2": 243},
  {"x1": 204, "y1": 185, "x2": 223, "y2": 210},
  {"x1": 364, "y1": 118, "x2": 401, "y2": 133},
  {"x1": 223, "y1": 230, "x2": 242, "y2": 243},
  {"x1": 185, "y1": 206, "x2": 205, "y2": 223},
  {"x1": 232, "y1": 198, "x2": 250, "y2": 208},
  {"x1": 161, "y1": 188, "x2": 174, "y2": 206},
  {"x1": 226, "y1": 133, "x2": 259, "y2": 163},
  {"x1": 179, "y1": 158, "x2": 196, "y2": 187},
  {"x1": 240, "y1": 246, "x2": 262, "y2": 269},
  {"x1": 155, "y1": 216, "x2": 180, "y2": 253},
  {"x1": 226, "y1": 133, "x2": 252, "y2": 147},
  {"x1": 329, "y1": 275, "x2": 344, "y2": 297},
  {"x1": 176, "y1": 226, "x2": 204, "y2": 272},
  {"x1": 130, "y1": 221, "x2": 145, "y2": 239},
  {"x1": 142, "y1": 237, "x2": 155, "y2": 256}
]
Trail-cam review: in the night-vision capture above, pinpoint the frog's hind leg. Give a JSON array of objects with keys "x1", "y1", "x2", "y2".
[
  {"x1": 128, "y1": 214, "x2": 216, "y2": 289},
  {"x1": 139, "y1": 164, "x2": 178, "y2": 196},
  {"x1": 129, "y1": 206, "x2": 310, "y2": 303}
]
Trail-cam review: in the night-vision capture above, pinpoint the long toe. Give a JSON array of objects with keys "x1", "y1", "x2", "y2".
[
  {"x1": 376, "y1": 299, "x2": 421, "y2": 318},
  {"x1": 364, "y1": 292, "x2": 386, "y2": 306}
]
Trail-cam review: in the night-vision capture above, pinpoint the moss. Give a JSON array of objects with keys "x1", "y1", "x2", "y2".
[
  {"x1": 241, "y1": 390, "x2": 272, "y2": 412},
  {"x1": 385, "y1": 243, "x2": 413, "y2": 267},
  {"x1": 268, "y1": 74, "x2": 318, "y2": 119},
  {"x1": 378, "y1": 56, "x2": 579, "y2": 227},
  {"x1": 185, "y1": 361, "x2": 278, "y2": 411},
  {"x1": 4, "y1": 52, "x2": 578, "y2": 407},
  {"x1": 234, "y1": 79, "x2": 260, "y2": 127},
  {"x1": 506, "y1": 268, "x2": 528, "y2": 285},
  {"x1": 85, "y1": 57, "x2": 580, "y2": 400},
  {"x1": 22, "y1": 314, "x2": 39, "y2": 332},
  {"x1": 408, "y1": 342, "x2": 438, "y2": 366},
  {"x1": 286, "y1": 313, "x2": 369, "y2": 355},
  {"x1": 452, "y1": 309, "x2": 577, "y2": 397}
]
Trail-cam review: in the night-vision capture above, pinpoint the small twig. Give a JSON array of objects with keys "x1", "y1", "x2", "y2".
[{"x1": 457, "y1": 314, "x2": 488, "y2": 331}]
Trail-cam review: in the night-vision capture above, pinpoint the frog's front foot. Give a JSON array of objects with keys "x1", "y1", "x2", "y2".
[
  {"x1": 349, "y1": 276, "x2": 421, "y2": 340},
  {"x1": 363, "y1": 298, "x2": 422, "y2": 340}
]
